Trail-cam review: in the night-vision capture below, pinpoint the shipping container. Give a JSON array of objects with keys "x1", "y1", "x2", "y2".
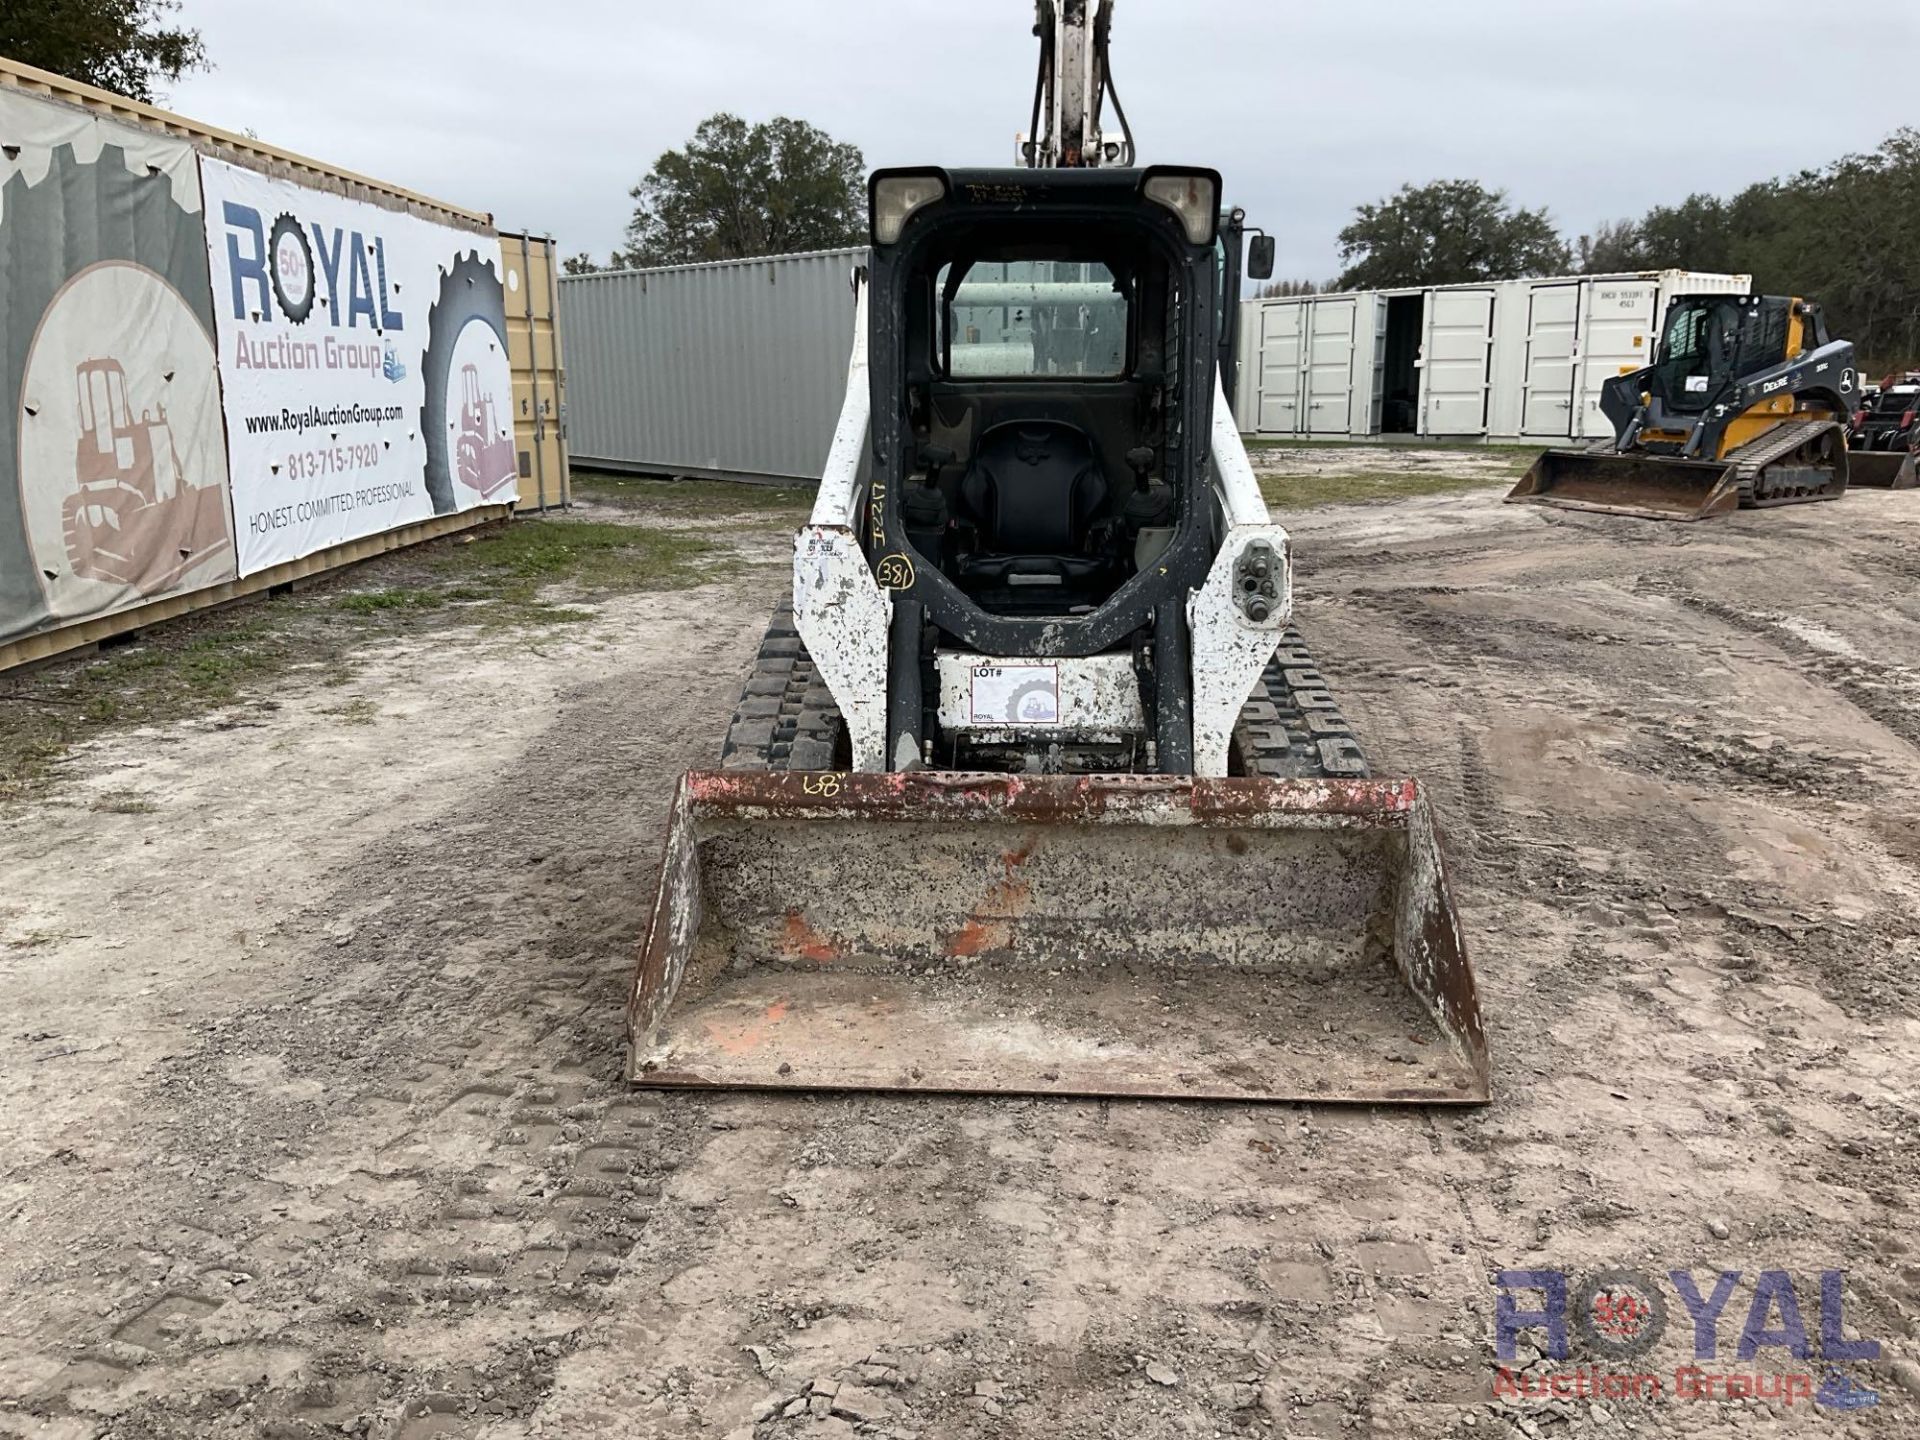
[
  {"x1": 498, "y1": 231, "x2": 570, "y2": 511},
  {"x1": 559, "y1": 248, "x2": 866, "y2": 485},
  {"x1": 1234, "y1": 270, "x2": 1753, "y2": 443}
]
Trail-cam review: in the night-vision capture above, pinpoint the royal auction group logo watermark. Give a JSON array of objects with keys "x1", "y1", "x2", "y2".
[{"x1": 1495, "y1": 1268, "x2": 1880, "y2": 1411}]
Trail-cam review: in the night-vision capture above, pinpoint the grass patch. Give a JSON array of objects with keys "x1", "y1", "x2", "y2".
[
  {"x1": 6, "y1": 930, "x2": 75, "y2": 950},
  {"x1": 434, "y1": 518, "x2": 717, "y2": 603},
  {"x1": 319, "y1": 698, "x2": 379, "y2": 726},
  {"x1": 335, "y1": 586, "x2": 450, "y2": 615},
  {"x1": 1244, "y1": 436, "x2": 1547, "y2": 457},
  {"x1": 0, "y1": 511, "x2": 720, "y2": 802},
  {"x1": 571, "y1": 469, "x2": 814, "y2": 517},
  {"x1": 512, "y1": 603, "x2": 597, "y2": 626},
  {"x1": 90, "y1": 789, "x2": 157, "y2": 815},
  {"x1": 0, "y1": 620, "x2": 299, "y2": 799},
  {"x1": 1259, "y1": 470, "x2": 1510, "y2": 510}
]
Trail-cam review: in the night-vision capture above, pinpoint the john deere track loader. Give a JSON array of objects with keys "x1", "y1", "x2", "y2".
[
  {"x1": 1508, "y1": 293, "x2": 1859, "y2": 521},
  {"x1": 625, "y1": 0, "x2": 1487, "y2": 1105}
]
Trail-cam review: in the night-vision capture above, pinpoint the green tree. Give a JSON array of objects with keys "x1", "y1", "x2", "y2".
[
  {"x1": 1257, "y1": 279, "x2": 1320, "y2": 298},
  {"x1": 1587, "y1": 131, "x2": 1920, "y2": 370},
  {"x1": 622, "y1": 113, "x2": 865, "y2": 267},
  {"x1": 0, "y1": 0, "x2": 206, "y2": 103},
  {"x1": 1335, "y1": 179, "x2": 1570, "y2": 289},
  {"x1": 1632, "y1": 193, "x2": 1745, "y2": 273},
  {"x1": 562, "y1": 253, "x2": 606, "y2": 277},
  {"x1": 1764, "y1": 134, "x2": 1920, "y2": 371},
  {"x1": 1575, "y1": 218, "x2": 1647, "y2": 274}
]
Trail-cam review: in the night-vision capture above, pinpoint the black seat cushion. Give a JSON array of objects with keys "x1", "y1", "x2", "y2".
[{"x1": 959, "y1": 420, "x2": 1108, "y2": 555}]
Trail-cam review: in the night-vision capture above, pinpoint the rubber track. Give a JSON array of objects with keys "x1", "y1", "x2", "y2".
[
  {"x1": 719, "y1": 611, "x2": 1370, "y2": 780},
  {"x1": 1230, "y1": 628, "x2": 1372, "y2": 779},
  {"x1": 719, "y1": 607, "x2": 846, "y2": 771},
  {"x1": 1730, "y1": 418, "x2": 1848, "y2": 506}
]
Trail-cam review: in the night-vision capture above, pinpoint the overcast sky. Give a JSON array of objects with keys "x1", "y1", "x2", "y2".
[{"x1": 168, "y1": 0, "x2": 1919, "y2": 280}]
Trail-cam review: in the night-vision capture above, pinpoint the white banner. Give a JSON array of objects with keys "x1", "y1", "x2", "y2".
[{"x1": 200, "y1": 158, "x2": 516, "y2": 574}]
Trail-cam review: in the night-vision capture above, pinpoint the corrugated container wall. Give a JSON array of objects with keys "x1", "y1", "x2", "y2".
[
  {"x1": 559, "y1": 248, "x2": 866, "y2": 484},
  {"x1": 498, "y1": 231, "x2": 570, "y2": 511},
  {"x1": 1234, "y1": 270, "x2": 1753, "y2": 443}
]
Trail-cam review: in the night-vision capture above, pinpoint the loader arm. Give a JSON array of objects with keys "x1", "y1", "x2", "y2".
[
  {"x1": 795, "y1": 271, "x2": 893, "y2": 771},
  {"x1": 1597, "y1": 366, "x2": 1650, "y2": 447}
]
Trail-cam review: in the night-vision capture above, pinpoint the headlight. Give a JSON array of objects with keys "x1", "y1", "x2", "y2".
[
  {"x1": 1142, "y1": 170, "x2": 1219, "y2": 246},
  {"x1": 871, "y1": 173, "x2": 947, "y2": 245}
]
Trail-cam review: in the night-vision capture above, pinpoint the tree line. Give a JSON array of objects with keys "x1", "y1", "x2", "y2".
[
  {"x1": 582, "y1": 114, "x2": 1920, "y2": 370},
  {"x1": 1294, "y1": 131, "x2": 1920, "y2": 373},
  {"x1": 10, "y1": 15, "x2": 1917, "y2": 370},
  {"x1": 1573, "y1": 131, "x2": 1920, "y2": 373}
]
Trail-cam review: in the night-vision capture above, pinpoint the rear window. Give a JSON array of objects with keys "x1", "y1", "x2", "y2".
[{"x1": 939, "y1": 260, "x2": 1129, "y2": 378}]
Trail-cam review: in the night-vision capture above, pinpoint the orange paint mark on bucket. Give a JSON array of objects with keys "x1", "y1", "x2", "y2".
[
  {"x1": 944, "y1": 834, "x2": 1036, "y2": 956},
  {"x1": 947, "y1": 919, "x2": 1009, "y2": 958},
  {"x1": 780, "y1": 909, "x2": 841, "y2": 963},
  {"x1": 706, "y1": 997, "x2": 794, "y2": 1056}
]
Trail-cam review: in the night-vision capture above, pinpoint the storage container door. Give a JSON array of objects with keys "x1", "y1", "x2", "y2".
[
  {"x1": 1368, "y1": 297, "x2": 1389, "y2": 434},
  {"x1": 500, "y1": 233, "x2": 569, "y2": 511},
  {"x1": 1521, "y1": 282, "x2": 1580, "y2": 437},
  {"x1": 1231, "y1": 299, "x2": 1259, "y2": 422},
  {"x1": 1576, "y1": 280, "x2": 1658, "y2": 439},
  {"x1": 1306, "y1": 297, "x2": 1357, "y2": 435},
  {"x1": 1256, "y1": 302, "x2": 1304, "y2": 435},
  {"x1": 1419, "y1": 288, "x2": 1494, "y2": 434}
]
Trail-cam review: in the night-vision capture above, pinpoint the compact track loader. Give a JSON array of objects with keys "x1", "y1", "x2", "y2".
[
  {"x1": 626, "y1": 1, "x2": 1488, "y2": 1105},
  {"x1": 1509, "y1": 294, "x2": 1859, "y2": 521},
  {"x1": 1845, "y1": 375, "x2": 1920, "y2": 490}
]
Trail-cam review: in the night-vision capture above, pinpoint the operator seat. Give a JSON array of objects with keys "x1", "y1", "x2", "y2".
[{"x1": 955, "y1": 419, "x2": 1113, "y2": 601}]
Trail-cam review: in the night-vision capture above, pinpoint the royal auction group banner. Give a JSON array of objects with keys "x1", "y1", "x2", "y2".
[
  {"x1": 0, "y1": 89, "x2": 237, "y2": 646},
  {"x1": 1, "y1": 82, "x2": 519, "y2": 648},
  {"x1": 200, "y1": 158, "x2": 517, "y2": 576}
]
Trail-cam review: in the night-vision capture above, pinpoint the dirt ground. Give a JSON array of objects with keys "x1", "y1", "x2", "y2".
[
  {"x1": 1250, "y1": 443, "x2": 1527, "y2": 482},
  {"x1": 2, "y1": 465, "x2": 1917, "y2": 1440},
  {"x1": 1247, "y1": 442, "x2": 1534, "y2": 510}
]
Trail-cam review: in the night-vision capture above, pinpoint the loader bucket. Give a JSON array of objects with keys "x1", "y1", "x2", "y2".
[
  {"x1": 1846, "y1": 450, "x2": 1918, "y2": 490},
  {"x1": 1507, "y1": 448, "x2": 1742, "y2": 521},
  {"x1": 628, "y1": 771, "x2": 1489, "y2": 1105}
]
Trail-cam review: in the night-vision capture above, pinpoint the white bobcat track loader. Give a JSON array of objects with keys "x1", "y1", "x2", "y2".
[{"x1": 624, "y1": 2, "x2": 1488, "y2": 1104}]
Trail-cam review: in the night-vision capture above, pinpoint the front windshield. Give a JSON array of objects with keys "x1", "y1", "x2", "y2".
[
  {"x1": 1655, "y1": 301, "x2": 1720, "y2": 402},
  {"x1": 939, "y1": 260, "x2": 1129, "y2": 378},
  {"x1": 1661, "y1": 302, "x2": 1715, "y2": 364},
  {"x1": 1654, "y1": 297, "x2": 1793, "y2": 411}
]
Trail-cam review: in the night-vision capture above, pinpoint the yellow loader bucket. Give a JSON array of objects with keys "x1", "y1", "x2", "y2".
[
  {"x1": 1846, "y1": 450, "x2": 1918, "y2": 490},
  {"x1": 1507, "y1": 448, "x2": 1742, "y2": 521},
  {"x1": 627, "y1": 771, "x2": 1489, "y2": 1105}
]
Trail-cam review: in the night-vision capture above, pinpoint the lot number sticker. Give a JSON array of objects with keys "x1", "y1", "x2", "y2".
[{"x1": 970, "y1": 664, "x2": 1060, "y2": 724}]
